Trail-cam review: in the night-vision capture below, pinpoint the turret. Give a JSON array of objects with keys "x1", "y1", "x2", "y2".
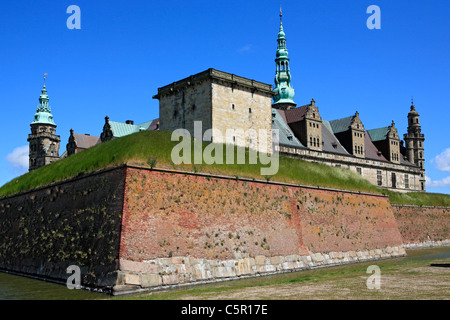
[
  {"x1": 272, "y1": 7, "x2": 296, "y2": 110},
  {"x1": 27, "y1": 74, "x2": 60, "y2": 171},
  {"x1": 403, "y1": 99, "x2": 425, "y2": 190}
]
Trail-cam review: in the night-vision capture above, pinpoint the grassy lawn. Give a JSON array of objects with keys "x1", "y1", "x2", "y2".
[
  {"x1": 1, "y1": 130, "x2": 449, "y2": 207},
  {"x1": 116, "y1": 247, "x2": 450, "y2": 300}
]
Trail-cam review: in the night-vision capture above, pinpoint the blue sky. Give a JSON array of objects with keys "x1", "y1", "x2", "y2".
[{"x1": 1, "y1": 0, "x2": 449, "y2": 194}]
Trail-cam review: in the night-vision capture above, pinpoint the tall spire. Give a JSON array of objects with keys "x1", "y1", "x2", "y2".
[
  {"x1": 273, "y1": 8, "x2": 295, "y2": 108},
  {"x1": 31, "y1": 73, "x2": 56, "y2": 125}
]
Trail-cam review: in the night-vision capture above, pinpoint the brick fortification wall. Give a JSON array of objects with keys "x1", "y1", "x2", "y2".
[
  {"x1": 1, "y1": 165, "x2": 447, "y2": 294},
  {"x1": 0, "y1": 168, "x2": 126, "y2": 291},
  {"x1": 393, "y1": 205, "x2": 450, "y2": 248},
  {"x1": 116, "y1": 168, "x2": 406, "y2": 292}
]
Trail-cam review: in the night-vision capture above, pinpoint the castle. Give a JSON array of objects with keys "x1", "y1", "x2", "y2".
[{"x1": 28, "y1": 12, "x2": 425, "y2": 192}]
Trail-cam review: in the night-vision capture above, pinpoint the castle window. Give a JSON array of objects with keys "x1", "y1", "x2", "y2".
[
  {"x1": 232, "y1": 104, "x2": 235, "y2": 110},
  {"x1": 310, "y1": 136, "x2": 313, "y2": 146},
  {"x1": 192, "y1": 104, "x2": 196, "y2": 110},
  {"x1": 405, "y1": 174, "x2": 409, "y2": 189},
  {"x1": 249, "y1": 108, "x2": 252, "y2": 114},
  {"x1": 356, "y1": 167, "x2": 362, "y2": 175},
  {"x1": 313, "y1": 113, "x2": 315, "y2": 118},
  {"x1": 309, "y1": 122, "x2": 312, "y2": 127},
  {"x1": 313, "y1": 137, "x2": 316, "y2": 147},
  {"x1": 416, "y1": 119, "x2": 419, "y2": 124},
  {"x1": 377, "y1": 170, "x2": 382, "y2": 186}
]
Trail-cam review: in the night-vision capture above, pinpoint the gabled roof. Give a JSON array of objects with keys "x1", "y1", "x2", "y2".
[
  {"x1": 322, "y1": 121, "x2": 350, "y2": 155},
  {"x1": 328, "y1": 115, "x2": 354, "y2": 134},
  {"x1": 364, "y1": 130, "x2": 388, "y2": 162},
  {"x1": 272, "y1": 109, "x2": 306, "y2": 148},
  {"x1": 147, "y1": 118, "x2": 160, "y2": 131},
  {"x1": 283, "y1": 105, "x2": 308, "y2": 123},
  {"x1": 72, "y1": 133, "x2": 100, "y2": 149},
  {"x1": 367, "y1": 127, "x2": 390, "y2": 142}
]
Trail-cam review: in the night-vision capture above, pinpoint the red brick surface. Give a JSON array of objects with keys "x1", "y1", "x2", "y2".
[
  {"x1": 120, "y1": 168, "x2": 404, "y2": 261},
  {"x1": 393, "y1": 206, "x2": 450, "y2": 244}
]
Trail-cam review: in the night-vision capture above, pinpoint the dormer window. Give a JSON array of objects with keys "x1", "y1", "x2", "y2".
[{"x1": 287, "y1": 134, "x2": 293, "y2": 141}]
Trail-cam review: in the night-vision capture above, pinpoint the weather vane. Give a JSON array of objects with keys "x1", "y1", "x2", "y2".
[{"x1": 44, "y1": 73, "x2": 48, "y2": 86}]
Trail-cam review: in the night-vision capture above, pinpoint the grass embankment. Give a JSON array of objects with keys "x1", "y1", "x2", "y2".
[{"x1": 0, "y1": 131, "x2": 449, "y2": 207}]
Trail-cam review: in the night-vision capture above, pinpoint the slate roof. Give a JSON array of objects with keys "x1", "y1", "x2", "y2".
[
  {"x1": 367, "y1": 127, "x2": 390, "y2": 142},
  {"x1": 147, "y1": 118, "x2": 160, "y2": 131},
  {"x1": 272, "y1": 109, "x2": 306, "y2": 148},
  {"x1": 283, "y1": 105, "x2": 309, "y2": 123},
  {"x1": 364, "y1": 130, "x2": 388, "y2": 162},
  {"x1": 322, "y1": 121, "x2": 350, "y2": 155},
  {"x1": 328, "y1": 115, "x2": 354, "y2": 134},
  {"x1": 72, "y1": 133, "x2": 100, "y2": 149}
]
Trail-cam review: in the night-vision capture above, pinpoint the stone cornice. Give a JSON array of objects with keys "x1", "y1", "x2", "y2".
[{"x1": 153, "y1": 68, "x2": 274, "y2": 99}]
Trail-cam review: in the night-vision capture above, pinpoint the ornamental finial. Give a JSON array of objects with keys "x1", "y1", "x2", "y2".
[{"x1": 280, "y1": 5, "x2": 283, "y2": 21}]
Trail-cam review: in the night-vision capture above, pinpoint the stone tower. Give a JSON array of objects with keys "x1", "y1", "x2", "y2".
[
  {"x1": 403, "y1": 100, "x2": 425, "y2": 190},
  {"x1": 27, "y1": 76, "x2": 60, "y2": 171},
  {"x1": 272, "y1": 8, "x2": 296, "y2": 110},
  {"x1": 404, "y1": 100, "x2": 425, "y2": 169}
]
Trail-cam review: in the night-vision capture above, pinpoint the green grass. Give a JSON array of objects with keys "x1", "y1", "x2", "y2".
[
  {"x1": 385, "y1": 189, "x2": 450, "y2": 207},
  {"x1": 1, "y1": 130, "x2": 449, "y2": 207}
]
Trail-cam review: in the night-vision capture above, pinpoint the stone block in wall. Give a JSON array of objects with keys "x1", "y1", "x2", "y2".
[
  {"x1": 141, "y1": 274, "x2": 162, "y2": 287},
  {"x1": 162, "y1": 274, "x2": 179, "y2": 285},
  {"x1": 236, "y1": 258, "x2": 255, "y2": 276},
  {"x1": 176, "y1": 263, "x2": 191, "y2": 275},
  {"x1": 255, "y1": 255, "x2": 266, "y2": 265},
  {"x1": 124, "y1": 273, "x2": 140, "y2": 285},
  {"x1": 285, "y1": 254, "x2": 300, "y2": 262},
  {"x1": 119, "y1": 259, "x2": 158, "y2": 274},
  {"x1": 192, "y1": 263, "x2": 212, "y2": 281},
  {"x1": 213, "y1": 266, "x2": 236, "y2": 278},
  {"x1": 270, "y1": 256, "x2": 284, "y2": 265}
]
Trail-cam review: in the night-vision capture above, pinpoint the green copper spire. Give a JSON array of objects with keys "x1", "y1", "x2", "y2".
[
  {"x1": 31, "y1": 74, "x2": 56, "y2": 125},
  {"x1": 273, "y1": 7, "x2": 295, "y2": 106}
]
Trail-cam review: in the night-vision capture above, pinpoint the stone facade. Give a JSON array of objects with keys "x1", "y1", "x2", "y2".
[
  {"x1": 278, "y1": 145, "x2": 423, "y2": 192},
  {"x1": 154, "y1": 69, "x2": 273, "y2": 154}
]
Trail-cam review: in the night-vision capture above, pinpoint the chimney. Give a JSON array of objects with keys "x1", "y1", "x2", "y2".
[{"x1": 126, "y1": 120, "x2": 134, "y2": 125}]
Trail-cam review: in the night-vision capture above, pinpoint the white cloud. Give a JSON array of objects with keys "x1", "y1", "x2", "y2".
[
  {"x1": 237, "y1": 44, "x2": 252, "y2": 53},
  {"x1": 431, "y1": 148, "x2": 450, "y2": 172},
  {"x1": 6, "y1": 145, "x2": 29, "y2": 169},
  {"x1": 425, "y1": 175, "x2": 450, "y2": 188}
]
